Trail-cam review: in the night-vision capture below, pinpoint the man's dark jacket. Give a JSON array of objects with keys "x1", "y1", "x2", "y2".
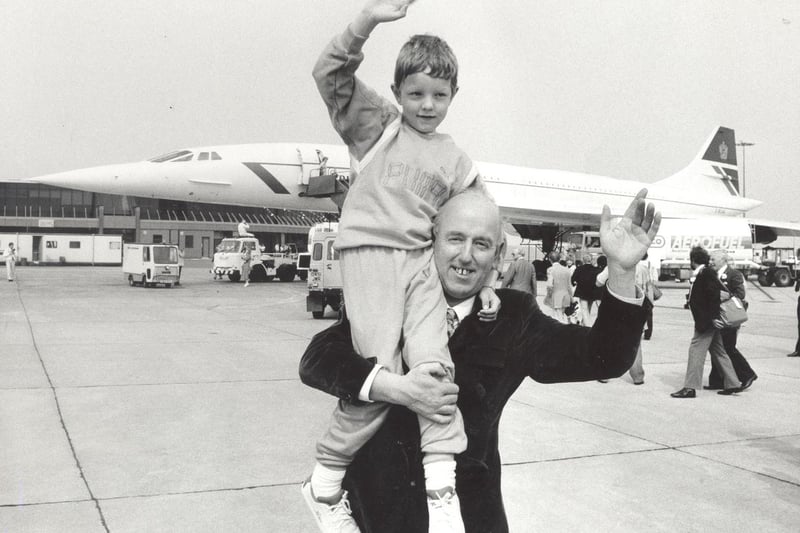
[
  {"x1": 689, "y1": 266, "x2": 722, "y2": 332},
  {"x1": 299, "y1": 288, "x2": 645, "y2": 533}
]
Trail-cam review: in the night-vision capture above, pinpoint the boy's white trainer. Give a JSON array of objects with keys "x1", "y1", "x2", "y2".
[
  {"x1": 301, "y1": 480, "x2": 360, "y2": 533},
  {"x1": 427, "y1": 488, "x2": 464, "y2": 533}
]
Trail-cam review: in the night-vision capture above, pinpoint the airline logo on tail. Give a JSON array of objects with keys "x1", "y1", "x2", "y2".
[
  {"x1": 702, "y1": 127, "x2": 737, "y2": 165},
  {"x1": 702, "y1": 127, "x2": 740, "y2": 195}
]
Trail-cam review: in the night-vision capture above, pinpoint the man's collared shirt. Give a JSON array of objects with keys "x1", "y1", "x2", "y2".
[{"x1": 358, "y1": 296, "x2": 477, "y2": 402}]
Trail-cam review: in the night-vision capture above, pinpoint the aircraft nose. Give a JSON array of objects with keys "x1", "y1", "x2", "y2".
[{"x1": 30, "y1": 163, "x2": 133, "y2": 192}]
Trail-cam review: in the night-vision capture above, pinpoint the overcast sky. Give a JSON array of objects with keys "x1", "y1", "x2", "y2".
[{"x1": 3, "y1": 0, "x2": 799, "y2": 221}]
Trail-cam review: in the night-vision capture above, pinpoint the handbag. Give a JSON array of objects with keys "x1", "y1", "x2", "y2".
[{"x1": 719, "y1": 295, "x2": 748, "y2": 327}]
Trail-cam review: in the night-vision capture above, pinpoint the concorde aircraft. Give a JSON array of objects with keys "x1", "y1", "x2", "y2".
[{"x1": 30, "y1": 126, "x2": 800, "y2": 258}]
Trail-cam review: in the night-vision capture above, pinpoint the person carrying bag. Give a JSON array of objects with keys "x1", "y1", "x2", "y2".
[{"x1": 718, "y1": 278, "x2": 748, "y2": 328}]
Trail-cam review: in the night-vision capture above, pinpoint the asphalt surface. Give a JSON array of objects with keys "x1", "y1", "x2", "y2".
[{"x1": 1, "y1": 262, "x2": 799, "y2": 532}]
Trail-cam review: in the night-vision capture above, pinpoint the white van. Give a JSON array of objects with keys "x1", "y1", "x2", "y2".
[
  {"x1": 304, "y1": 222, "x2": 342, "y2": 318},
  {"x1": 123, "y1": 243, "x2": 181, "y2": 287}
]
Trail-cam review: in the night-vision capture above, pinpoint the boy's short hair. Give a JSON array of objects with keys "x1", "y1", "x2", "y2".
[{"x1": 394, "y1": 34, "x2": 458, "y2": 92}]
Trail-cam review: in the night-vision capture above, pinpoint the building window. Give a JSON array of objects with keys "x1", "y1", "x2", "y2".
[
  {"x1": 185, "y1": 235, "x2": 194, "y2": 248},
  {"x1": 69, "y1": 241, "x2": 81, "y2": 249},
  {"x1": 152, "y1": 235, "x2": 163, "y2": 243}
]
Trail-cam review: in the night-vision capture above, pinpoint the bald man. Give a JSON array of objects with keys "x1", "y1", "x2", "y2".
[
  {"x1": 500, "y1": 248, "x2": 537, "y2": 296},
  {"x1": 706, "y1": 250, "x2": 757, "y2": 390},
  {"x1": 300, "y1": 189, "x2": 660, "y2": 532}
]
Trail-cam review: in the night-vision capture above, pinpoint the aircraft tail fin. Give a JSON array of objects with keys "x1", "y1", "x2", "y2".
[{"x1": 655, "y1": 127, "x2": 741, "y2": 196}]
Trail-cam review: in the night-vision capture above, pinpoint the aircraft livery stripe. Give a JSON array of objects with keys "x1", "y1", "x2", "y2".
[
  {"x1": 713, "y1": 166, "x2": 738, "y2": 196},
  {"x1": 242, "y1": 163, "x2": 290, "y2": 194}
]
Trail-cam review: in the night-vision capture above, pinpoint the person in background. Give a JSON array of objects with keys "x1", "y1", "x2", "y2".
[
  {"x1": 546, "y1": 251, "x2": 573, "y2": 323},
  {"x1": 671, "y1": 246, "x2": 741, "y2": 398},
  {"x1": 629, "y1": 253, "x2": 654, "y2": 385},
  {"x1": 238, "y1": 220, "x2": 254, "y2": 237},
  {"x1": 789, "y1": 248, "x2": 800, "y2": 357},
  {"x1": 241, "y1": 243, "x2": 252, "y2": 287},
  {"x1": 593, "y1": 254, "x2": 611, "y2": 383},
  {"x1": 706, "y1": 249, "x2": 757, "y2": 390},
  {"x1": 4, "y1": 242, "x2": 18, "y2": 282},
  {"x1": 500, "y1": 248, "x2": 537, "y2": 296},
  {"x1": 571, "y1": 253, "x2": 600, "y2": 326}
]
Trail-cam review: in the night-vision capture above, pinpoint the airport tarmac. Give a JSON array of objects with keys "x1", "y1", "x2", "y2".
[{"x1": 1, "y1": 261, "x2": 799, "y2": 533}]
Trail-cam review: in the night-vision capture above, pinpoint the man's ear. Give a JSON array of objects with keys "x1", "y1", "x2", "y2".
[{"x1": 494, "y1": 240, "x2": 506, "y2": 271}]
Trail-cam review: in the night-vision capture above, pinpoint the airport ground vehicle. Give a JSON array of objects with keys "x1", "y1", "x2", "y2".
[
  {"x1": 566, "y1": 218, "x2": 764, "y2": 282},
  {"x1": 756, "y1": 246, "x2": 797, "y2": 287},
  {"x1": 123, "y1": 243, "x2": 182, "y2": 287},
  {"x1": 212, "y1": 237, "x2": 304, "y2": 282},
  {"x1": 301, "y1": 222, "x2": 342, "y2": 318},
  {"x1": 0, "y1": 233, "x2": 122, "y2": 265}
]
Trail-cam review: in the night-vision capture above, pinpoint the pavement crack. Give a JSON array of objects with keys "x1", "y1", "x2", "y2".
[{"x1": 15, "y1": 288, "x2": 111, "y2": 533}]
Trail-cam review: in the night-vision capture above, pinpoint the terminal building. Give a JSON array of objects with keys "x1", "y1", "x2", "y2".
[{"x1": 0, "y1": 178, "x2": 336, "y2": 263}]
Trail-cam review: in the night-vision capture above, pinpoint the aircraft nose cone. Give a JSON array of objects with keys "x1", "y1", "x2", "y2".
[{"x1": 30, "y1": 164, "x2": 133, "y2": 193}]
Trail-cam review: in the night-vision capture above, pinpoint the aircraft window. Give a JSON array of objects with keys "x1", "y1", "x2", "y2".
[
  {"x1": 211, "y1": 152, "x2": 221, "y2": 160},
  {"x1": 199, "y1": 152, "x2": 209, "y2": 161},
  {"x1": 171, "y1": 154, "x2": 194, "y2": 162},
  {"x1": 149, "y1": 150, "x2": 192, "y2": 163}
]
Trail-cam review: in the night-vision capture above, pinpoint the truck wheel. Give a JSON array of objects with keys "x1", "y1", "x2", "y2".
[
  {"x1": 141, "y1": 275, "x2": 147, "y2": 287},
  {"x1": 228, "y1": 272, "x2": 241, "y2": 282},
  {"x1": 265, "y1": 275, "x2": 275, "y2": 282},
  {"x1": 312, "y1": 310, "x2": 325, "y2": 319},
  {"x1": 773, "y1": 268, "x2": 792, "y2": 287},
  {"x1": 277, "y1": 264, "x2": 296, "y2": 282},
  {"x1": 249, "y1": 264, "x2": 267, "y2": 282},
  {"x1": 128, "y1": 275, "x2": 135, "y2": 286},
  {"x1": 757, "y1": 272, "x2": 773, "y2": 287},
  {"x1": 298, "y1": 270, "x2": 308, "y2": 281}
]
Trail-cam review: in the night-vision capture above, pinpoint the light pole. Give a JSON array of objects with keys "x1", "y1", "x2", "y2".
[{"x1": 736, "y1": 141, "x2": 755, "y2": 197}]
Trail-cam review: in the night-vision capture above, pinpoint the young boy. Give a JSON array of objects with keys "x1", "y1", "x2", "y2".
[{"x1": 303, "y1": 1, "x2": 498, "y2": 532}]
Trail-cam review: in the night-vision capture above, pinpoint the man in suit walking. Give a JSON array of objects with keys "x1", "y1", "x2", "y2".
[
  {"x1": 571, "y1": 253, "x2": 600, "y2": 326},
  {"x1": 706, "y1": 250, "x2": 757, "y2": 390},
  {"x1": 500, "y1": 248, "x2": 537, "y2": 296},
  {"x1": 789, "y1": 248, "x2": 800, "y2": 357},
  {"x1": 671, "y1": 246, "x2": 742, "y2": 398},
  {"x1": 300, "y1": 189, "x2": 660, "y2": 532}
]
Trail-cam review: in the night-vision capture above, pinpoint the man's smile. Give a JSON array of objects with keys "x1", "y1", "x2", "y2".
[{"x1": 452, "y1": 266, "x2": 475, "y2": 277}]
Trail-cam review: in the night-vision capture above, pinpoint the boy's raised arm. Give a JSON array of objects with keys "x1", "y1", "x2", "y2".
[{"x1": 312, "y1": 0, "x2": 412, "y2": 160}]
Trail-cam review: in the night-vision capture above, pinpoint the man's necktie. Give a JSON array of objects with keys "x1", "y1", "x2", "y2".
[{"x1": 446, "y1": 307, "x2": 460, "y2": 338}]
